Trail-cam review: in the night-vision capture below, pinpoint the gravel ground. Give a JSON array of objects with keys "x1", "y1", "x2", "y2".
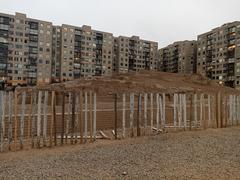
[{"x1": 0, "y1": 127, "x2": 240, "y2": 180}]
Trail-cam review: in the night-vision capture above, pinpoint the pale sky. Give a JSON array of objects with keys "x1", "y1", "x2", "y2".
[{"x1": 1, "y1": 0, "x2": 240, "y2": 48}]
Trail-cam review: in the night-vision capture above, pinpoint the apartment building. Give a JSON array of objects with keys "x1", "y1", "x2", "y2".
[
  {"x1": 114, "y1": 36, "x2": 158, "y2": 73},
  {"x1": 197, "y1": 22, "x2": 240, "y2": 88},
  {"x1": 59, "y1": 24, "x2": 114, "y2": 81},
  {"x1": 0, "y1": 12, "x2": 52, "y2": 86},
  {"x1": 158, "y1": 41, "x2": 197, "y2": 74}
]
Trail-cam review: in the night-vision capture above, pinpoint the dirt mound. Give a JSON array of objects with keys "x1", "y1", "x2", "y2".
[{"x1": 33, "y1": 71, "x2": 238, "y2": 95}]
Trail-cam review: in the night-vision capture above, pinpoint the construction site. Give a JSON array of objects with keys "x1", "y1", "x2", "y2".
[{"x1": 0, "y1": 71, "x2": 239, "y2": 179}]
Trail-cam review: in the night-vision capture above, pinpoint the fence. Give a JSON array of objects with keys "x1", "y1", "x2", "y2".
[{"x1": 0, "y1": 89, "x2": 239, "y2": 152}]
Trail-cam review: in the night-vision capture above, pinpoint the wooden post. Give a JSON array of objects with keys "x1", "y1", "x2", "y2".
[
  {"x1": 178, "y1": 94, "x2": 182, "y2": 128},
  {"x1": 200, "y1": 94, "x2": 203, "y2": 129},
  {"x1": 31, "y1": 92, "x2": 37, "y2": 148},
  {"x1": 93, "y1": 92, "x2": 97, "y2": 141},
  {"x1": 89, "y1": 91, "x2": 93, "y2": 142},
  {"x1": 53, "y1": 92, "x2": 57, "y2": 146},
  {"x1": 43, "y1": 91, "x2": 49, "y2": 147},
  {"x1": 27, "y1": 92, "x2": 33, "y2": 148},
  {"x1": 122, "y1": 93, "x2": 126, "y2": 139},
  {"x1": 144, "y1": 93, "x2": 147, "y2": 134},
  {"x1": 130, "y1": 93, "x2": 134, "y2": 137},
  {"x1": 14, "y1": 91, "x2": 18, "y2": 151},
  {"x1": 162, "y1": 93, "x2": 166, "y2": 129},
  {"x1": 173, "y1": 94, "x2": 177, "y2": 128},
  {"x1": 150, "y1": 93, "x2": 153, "y2": 131},
  {"x1": 0, "y1": 91, "x2": 4, "y2": 152},
  {"x1": 1, "y1": 92, "x2": 6, "y2": 152},
  {"x1": 203, "y1": 94, "x2": 206, "y2": 129},
  {"x1": 137, "y1": 93, "x2": 141, "y2": 137},
  {"x1": 233, "y1": 95, "x2": 236, "y2": 126},
  {"x1": 8, "y1": 92, "x2": 13, "y2": 151},
  {"x1": 66, "y1": 93, "x2": 71, "y2": 144},
  {"x1": 208, "y1": 94, "x2": 211, "y2": 128},
  {"x1": 79, "y1": 91, "x2": 83, "y2": 144},
  {"x1": 193, "y1": 94, "x2": 197, "y2": 129},
  {"x1": 50, "y1": 91, "x2": 55, "y2": 147},
  {"x1": 190, "y1": 94, "x2": 193, "y2": 130},
  {"x1": 159, "y1": 95, "x2": 163, "y2": 129},
  {"x1": 61, "y1": 93, "x2": 65, "y2": 145},
  {"x1": 20, "y1": 91, "x2": 26, "y2": 149},
  {"x1": 183, "y1": 94, "x2": 187, "y2": 130},
  {"x1": 71, "y1": 92, "x2": 76, "y2": 144},
  {"x1": 114, "y1": 94, "x2": 118, "y2": 139},
  {"x1": 156, "y1": 93, "x2": 159, "y2": 131},
  {"x1": 37, "y1": 91, "x2": 42, "y2": 148},
  {"x1": 84, "y1": 92, "x2": 88, "y2": 143}
]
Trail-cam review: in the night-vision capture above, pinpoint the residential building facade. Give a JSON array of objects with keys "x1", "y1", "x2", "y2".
[
  {"x1": 197, "y1": 22, "x2": 240, "y2": 88},
  {"x1": 114, "y1": 36, "x2": 158, "y2": 73},
  {"x1": 0, "y1": 12, "x2": 52, "y2": 86},
  {"x1": 57, "y1": 24, "x2": 114, "y2": 82},
  {"x1": 158, "y1": 41, "x2": 197, "y2": 74}
]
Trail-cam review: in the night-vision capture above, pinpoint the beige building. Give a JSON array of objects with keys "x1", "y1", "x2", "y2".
[
  {"x1": 158, "y1": 41, "x2": 197, "y2": 74},
  {"x1": 0, "y1": 12, "x2": 159, "y2": 86},
  {"x1": 0, "y1": 12, "x2": 52, "y2": 86},
  {"x1": 197, "y1": 21, "x2": 240, "y2": 88},
  {"x1": 114, "y1": 36, "x2": 158, "y2": 73},
  {"x1": 59, "y1": 24, "x2": 114, "y2": 81}
]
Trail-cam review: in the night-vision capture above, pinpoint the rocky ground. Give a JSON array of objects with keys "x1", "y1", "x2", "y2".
[{"x1": 0, "y1": 127, "x2": 240, "y2": 180}]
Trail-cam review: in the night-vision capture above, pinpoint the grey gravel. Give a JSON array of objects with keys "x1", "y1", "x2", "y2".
[{"x1": 0, "y1": 127, "x2": 240, "y2": 180}]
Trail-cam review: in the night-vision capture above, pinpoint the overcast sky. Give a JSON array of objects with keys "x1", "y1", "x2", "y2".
[{"x1": 1, "y1": 0, "x2": 240, "y2": 48}]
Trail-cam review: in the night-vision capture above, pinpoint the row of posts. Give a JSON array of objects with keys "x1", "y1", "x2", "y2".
[
  {"x1": 0, "y1": 90, "x2": 97, "y2": 152},
  {"x1": 117, "y1": 92, "x2": 240, "y2": 139}
]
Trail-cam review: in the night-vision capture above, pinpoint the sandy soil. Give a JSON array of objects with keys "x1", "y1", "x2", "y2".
[{"x1": 0, "y1": 127, "x2": 240, "y2": 180}]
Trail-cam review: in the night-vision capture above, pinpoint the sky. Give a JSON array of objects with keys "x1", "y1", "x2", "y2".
[{"x1": 1, "y1": 0, "x2": 240, "y2": 48}]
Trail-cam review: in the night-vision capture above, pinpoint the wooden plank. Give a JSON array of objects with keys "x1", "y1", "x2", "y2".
[
  {"x1": 14, "y1": 91, "x2": 18, "y2": 151},
  {"x1": 150, "y1": 93, "x2": 153, "y2": 131},
  {"x1": 66, "y1": 93, "x2": 71, "y2": 144},
  {"x1": 233, "y1": 95, "x2": 236, "y2": 126},
  {"x1": 122, "y1": 93, "x2": 126, "y2": 139},
  {"x1": 208, "y1": 94, "x2": 211, "y2": 128},
  {"x1": 43, "y1": 91, "x2": 49, "y2": 147},
  {"x1": 27, "y1": 92, "x2": 33, "y2": 148},
  {"x1": 137, "y1": 94, "x2": 141, "y2": 137},
  {"x1": 194, "y1": 94, "x2": 197, "y2": 128},
  {"x1": 79, "y1": 91, "x2": 83, "y2": 144},
  {"x1": 156, "y1": 93, "x2": 159, "y2": 130},
  {"x1": 84, "y1": 92, "x2": 88, "y2": 143},
  {"x1": 178, "y1": 94, "x2": 182, "y2": 128},
  {"x1": 20, "y1": 91, "x2": 26, "y2": 149},
  {"x1": 159, "y1": 95, "x2": 163, "y2": 129},
  {"x1": 130, "y1": 93, "x2": 134, "y2": 137},
  {"x1": 203, "y1": 94, "x2": 206, "y2": 129},
  {"x1": 93, "y1": 93, "x2": 97, "y2": 141},
  {"x1": 114, "y1": 93, "x2": 118, "y2": 139},
  {"x1": 61, "y1": 93, "x2": 65, "y2": 145},
  {"x1": 162, "y1": 93, "x2": 166, "y2": 129},
  {"x1": 71, "y1": 92, "x2": 76, "y2": 144},
  {"x1": 200, "y1": 94, "x2": 203, "y2": 129},
  {"x1": 173, "y1": 94, "x2": 177, "y2": 128},
  {"x1": 183, "y1": 94, "x2": 187, "y2": 130},
  {"x1": 0, "y1": 91, "x2": 4, "y2": 152},
  {"x1": 37, "y1": 91, "x2": 42, "y2": 148},
  {"x1": 89, "y1": 91, "x2": 93, "y2": 142},
  {"x1": 53, "y1": 92, "x2": 57, "y2": 146},
  {"x1": 75, "y1": 94, "x2": 79, "y2": 144},
  {"x1": 144, "y1": 93, "x2": 147, "y2": 133},
  {"x1": 31, "y1": 92, "x2": 37, "y2": 148},
  {"x1": 190, "y1": 94, "x2": 193, "y2": 130},
  {"x1": 50, "y1": 91, "x2": 55, "y2": 147},
  {"x1": 8, "y1": 92, "x2": 13, "y2": 150}
]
